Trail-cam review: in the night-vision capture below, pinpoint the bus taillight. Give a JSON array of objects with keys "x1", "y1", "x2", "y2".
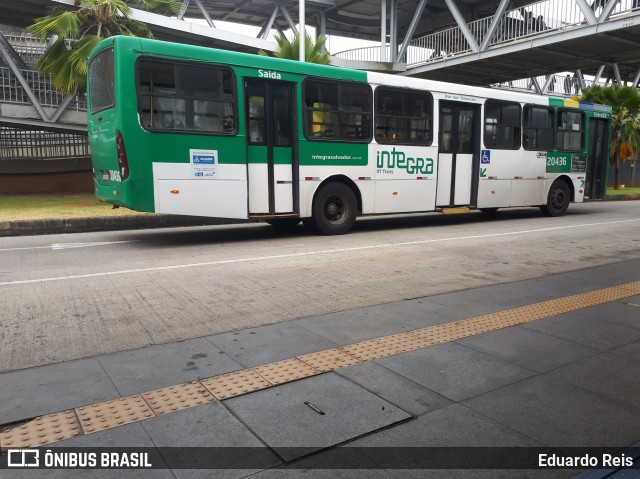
[{"x1": 116, "y1": 130, "x2": 129, "y2": 181}]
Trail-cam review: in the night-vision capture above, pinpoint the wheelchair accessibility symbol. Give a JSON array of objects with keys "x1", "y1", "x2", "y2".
[{"x1": 481, "y1": 150, "x2": 491, "y2": 164}]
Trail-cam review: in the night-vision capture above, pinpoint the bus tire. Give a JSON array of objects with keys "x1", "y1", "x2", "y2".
[
  {"x1": 265, "y1": 218, "x2": 301, "y2": 229},
  {"x1": 311, "y1": 182, "x2": 357, "y2": 235},
  {"x1": 540, "y1": 179, "x2": 570, "y2": 217}
]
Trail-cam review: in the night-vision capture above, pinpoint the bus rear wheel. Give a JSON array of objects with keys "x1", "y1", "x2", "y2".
[
  {"x1": 310, "y1": 182, "x2": 357, "y2": 235},
  {"x1": 540, "y1": 179, "x2": 570, "y2": 217}
]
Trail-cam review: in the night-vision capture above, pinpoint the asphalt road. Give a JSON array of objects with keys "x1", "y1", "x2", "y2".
[{"x1": 1, "y1": 201, "x2": 639, "y2": 372}]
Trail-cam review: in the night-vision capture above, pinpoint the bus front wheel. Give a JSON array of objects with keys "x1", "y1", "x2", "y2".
[
  {"x1": 310, "y1": 182, "x2": 357, "y2": 235},
  {"x1": 540, "y1": 180, "x2": 570, "y2": 217}
]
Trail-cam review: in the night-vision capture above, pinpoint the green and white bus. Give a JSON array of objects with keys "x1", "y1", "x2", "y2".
[{"x1": 87, "y1": 36, "x2": 611, "y2": 234}]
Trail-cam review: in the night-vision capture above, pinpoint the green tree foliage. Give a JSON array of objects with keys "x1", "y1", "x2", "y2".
[
  {"x1": 28, "y1": 0, "x2": 180, "y2": 95},
  {"x1": 260, "y1": 32, "x2": 331, "y2": 65},
  {"x1": 581, "y1": 84, "x2": 640, "y2": 189}
]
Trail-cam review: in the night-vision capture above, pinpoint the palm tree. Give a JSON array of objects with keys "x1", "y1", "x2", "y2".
[
  {"x1": 260, "y1": 32, "x2": 331, "y2": 65},
  {"x1": 28, "y1": 0, "x2": 180, "y2": 95},
  {"x1": 581, "y1": 84, "x2": 640, "y2": 189}
]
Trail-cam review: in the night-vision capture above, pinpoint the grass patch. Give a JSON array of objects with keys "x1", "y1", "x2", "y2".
[
  {"x1": 607, "y1": 187, "x2": 640, "y2": 195},
  {"x1": 0, "y1": 194, "x2": 151, "y2": 221}
]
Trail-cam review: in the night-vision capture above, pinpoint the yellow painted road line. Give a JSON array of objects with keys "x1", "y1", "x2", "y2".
[{"x1": 2, "y1": 280, "x2": 639, "y2": 450}]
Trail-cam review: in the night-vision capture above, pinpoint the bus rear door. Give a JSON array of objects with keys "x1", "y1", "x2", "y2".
[
  {"x1": 245, "y1": 79, "x2": 297, "y2": 215},
  {"x1": 436, "y1": 102, "x2": 480, "y2": 207}
]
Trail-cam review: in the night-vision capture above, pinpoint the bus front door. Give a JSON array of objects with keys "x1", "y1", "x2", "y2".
[
  {"x1": 436, "y1": 102, "x2": 480, "y2": 207},
  {"x1": 245, "y1": 80, "x2": 297, "y2": 215}
]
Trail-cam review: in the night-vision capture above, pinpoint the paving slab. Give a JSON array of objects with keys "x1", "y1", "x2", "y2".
[
  {"x1": 249, "y1": 449, "x2": 396, "y2": 479},
  {"x1": 463, "y1": 374, "x2": 640, "y2": 447},
  {"x1": 544, "y1": 352, "x2": 640, "y2": 409},
  {"x1": 425, "y1": 277, "x2": 577, "y2": 316},
  {"x1": 563, "y1": 261, "x2": 640, "y2": 288},
  {"x1": 520, "y1": 313, "x2": 640, "y2": 351},
  {"x1": 455, "y1": 325, "x2": 599, "y2": 372},
  {"x1": 0, "y1": 358, "x2": 119, "y2": 424},
  {"x1": 335, "y1": 361, "x2": 452, "y2": 416},
  {"x1": 592, "y1": 301, "x2": 640, "y2": 331},
  {"x1": 252, "y1": 469, "x2": 395, "y2": 478},
  {"x1": 98, "y1": 338, "x2": 242, "y2": 396},
  {"x1": 205, "y1": 322, "x2": 338, "y2": 368},
  {"x1": 359, "y1": 299, "x2": 472, "y2": 329},
  {"x1": 374, "y1": 342, "x2": 535, "y2": 402},
  {"x1": 141, "y1": 402, "x2": 281, "y2": 479},
  {"x1": 349, "y1": 404, "x2": 564, "y2": 479},
  {"x1": 352, "y1": 403, "x2": 543, "y2": 447},
  {"x1": 609, "y1": 341, "x2": 640, "y2": 362},
  {"x1": 295, "y1": 309, "x2": 413, "y2": 345},
  {"x1": 0, "y1": 423, "x2": 175, "y2": 479},
  {"x1": 224, "y1": 372, "x2": 411, "y2": 462}
]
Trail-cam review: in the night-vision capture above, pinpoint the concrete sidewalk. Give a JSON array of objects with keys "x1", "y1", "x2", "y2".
[{"x1": 1, "y1": 260, "x2": 640, "y2": 477}]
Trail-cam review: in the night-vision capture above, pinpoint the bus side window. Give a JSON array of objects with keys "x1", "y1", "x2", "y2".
[
  {"x1": 557, "y1": 110, "x2": 584, "y2": 151},
  {"x1": 523, "y1": 105, "x2": 555, "y2": 150},
  {"x1": 137, "y1": 59, "x2": 236, "y2": 135},
  {"x1": 304, "y1": 79, "x2": 372, "y2": 142},
  {"x1": 484, "y1": 100, "x2": 521, "y2": 150},
  {"x1": 374, "y1": 87, "x2": 433, "y2": 145}
]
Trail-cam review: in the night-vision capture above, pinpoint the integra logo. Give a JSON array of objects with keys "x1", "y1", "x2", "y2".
[
  {"x1": 258, "y1": 69, "x2": 281, "y2": 79},
  {"x1": 376, "y1": 148, "x2": 434, "y2": 175}
]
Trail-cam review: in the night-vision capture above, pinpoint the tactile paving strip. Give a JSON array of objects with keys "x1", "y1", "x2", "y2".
[
  {"x1": 252, "y1": 358, "x2": 320, "y2": 385},
  {"x1": 3, "y1": 280, "x2": 639, "y2": 448},
  {"x1": 341, "y1": 339, "x2": 405, "y2": 361},
  {"x1": 75, "y1": 395, "x2": 155, "y2": 434},
  {"x1": 142, "y1": 381, "x2": 216, "y2": 415},
  {"x1": 297, "y1": 348, "x2": 362, "y2": 372},
  {"x1": 200, "y1": 369, "x2": 272, "y2": 400},
  {"x1": 0, "y1": 410, "x2": 82, "y2": 450}
]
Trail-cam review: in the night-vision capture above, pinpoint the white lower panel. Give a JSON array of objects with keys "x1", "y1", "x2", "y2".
[
  {"x1": 454, "y1": 153, "x2": 473, "y2": 205},
  {"x1": 509, "y1": 180, "x2": 544, "y2": 207},
  {"x1": 436, "y1": 153, "x2": 453, "y2": 206},
  {"x1": 248, "y1": 164, "x2": 269, "y2": 214},
  {"x1": 477, "y1": 179, "x2": 510, "y2": 208},
  {"x1": 156, "y1": 179, "x2": 248, "y2": 218},
  {"x1": 374, "y1": 180, "x2": 436, "y2": 214},
  {"x1": 273, "y1": 164, "x2": 293, "y2": 213}
]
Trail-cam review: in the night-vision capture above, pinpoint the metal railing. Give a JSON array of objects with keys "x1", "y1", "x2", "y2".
[
  {"x1": 490, "y1": 74, "x2": 582, "y2": 96},
  {"x1": 0, "y1": 66, "x2": 86, "y2": 111},
  {"x1": 2, "y1": 33, "x2": 48, "y2": 67},
  {"x1": 334, "y1": 0, "x2": 640, "y2": 67},
  {"x1": 490, "y1": 73, "x2": 640, "y2": 95},
  {"x1": 0, "y1": 127, "x2": 89, "y2": 161}
]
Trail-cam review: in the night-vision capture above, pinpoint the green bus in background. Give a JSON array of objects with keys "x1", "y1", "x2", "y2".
[{"x1": 87, "y1": 36, "x2": 611, "y2": 235}]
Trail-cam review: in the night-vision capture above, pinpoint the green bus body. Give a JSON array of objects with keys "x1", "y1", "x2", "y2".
[{"x1": 87, "y1": 36, "x2": 611, "y2": 234}]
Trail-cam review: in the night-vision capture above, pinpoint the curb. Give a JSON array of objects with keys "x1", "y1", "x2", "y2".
[{"x1": 0, "y1": 215, "x2": 240, "y2": 237}]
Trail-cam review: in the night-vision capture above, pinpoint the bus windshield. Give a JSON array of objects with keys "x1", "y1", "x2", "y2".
[{"x1": 89, "y1": 48, "x2": 115, "y2": 114}]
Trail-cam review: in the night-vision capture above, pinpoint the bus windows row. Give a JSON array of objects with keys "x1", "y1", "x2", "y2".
[
  {"x1": 133, "y1": 59, "x2": 585, "y2": 153},
  {"x1": 303, "y1": 81, "x2": 433, "y2": 145},
  {"x1": 485, "y1": 101, "x2": 585, "y2": 152}
]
